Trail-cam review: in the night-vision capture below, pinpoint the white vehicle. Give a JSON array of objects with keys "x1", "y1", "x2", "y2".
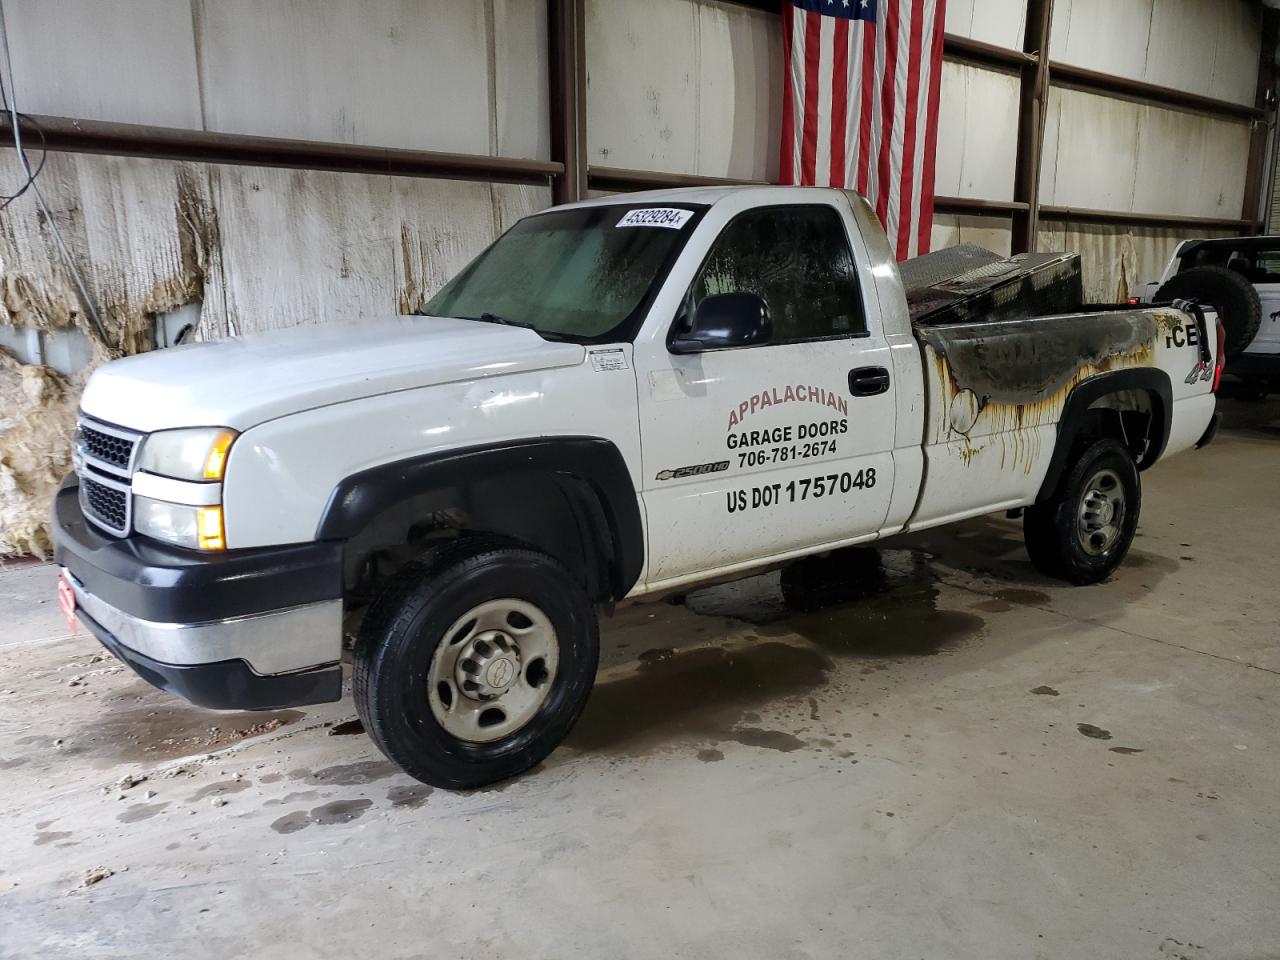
[
  {"x1": 55, "y1": 187, "x2": 1223, "y2": 788},
  {"x1": 1136, "y1": 236, "x2": 1279, "y2": 395}
]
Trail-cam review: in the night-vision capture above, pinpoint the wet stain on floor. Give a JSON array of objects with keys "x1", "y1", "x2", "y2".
[
  {"x1": 62, "y1": 687, "x2": 302, "y2": 765},
  {"x1": 387, "y1": 784, "x2": 433, "y2": 808},
  {"x1": 33, "y1": 831, "x2": 72, "y2": 846},
  {"x1": 568, "y1": 642, "x2": 832, "y2": 755},
  {"x1": 311, "y1": 799, "x2": 373, "y2": 825},
  {"x1": 269, "y1": 811, "x2": 311, "y2": 835},
  {"x1": 696, "y1": 748, "x2": 724, "y2": 763},
  {"x1": 270, "y1": 799, "x2": 373, "y2": 834},
  {"x1": 737, "y1": 548, "x2": 986, "y2": 658},
  {"x1": 296, "y1": 760, "x2": 398, "y2": 786},
  {"x1": 573, "y1": 547, "x2": 994, "y2": 758},
  {"x1": 117, "y1": 801, "x2": 169, "y2": 823},
  {"x1": 638, "y1": 648, "x2": 676, "y2": 665},
  {"x1": 973, "y1": 587, "x2": 1051, "y2": 614},
  {"x1": 1078, "y1": 723, "x2": 1113, "y2": 741},
  {"x1": 328, "y1": 719, "x2": 365, "y2": 737},
  {"x1": 973, "y1": 598, "x2": 1014, "y2": 613},
  {"x1": 723, "y1": 727, "x2": 806, "y2": 752},
  {"x1": 263, "y1": 790, "x2": 321, "y2": 808},
  {"x1": 187, "y1": 779, "x2": 251, "y2": 802},
  {"x1": 1109, "y1": 746, "x2": 1144, "y2": 755}
]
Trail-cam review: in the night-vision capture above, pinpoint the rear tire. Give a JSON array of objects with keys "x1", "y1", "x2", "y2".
[
  {"x1": 1023, "y1": 439, "x2": 1141, "y2": 585},
  {"x1": 353, "y1": 539, "x2": 599, "y2": 789},
  {"x1": 1153, "y1": 265, "x2": 1261, "y2": 360}
]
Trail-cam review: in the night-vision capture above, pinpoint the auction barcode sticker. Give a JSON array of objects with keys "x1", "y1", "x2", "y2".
[
  {"x1": 589, "y1": 348, "x2": 629, "y2": 372},
  {"x1": 617, "y1": 208, "x2": 693, "y2": 229}
]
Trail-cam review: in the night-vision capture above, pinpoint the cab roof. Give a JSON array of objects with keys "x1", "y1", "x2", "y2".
[{"x1": 556, "y1": 184, "x2": 849, "y2": 210}]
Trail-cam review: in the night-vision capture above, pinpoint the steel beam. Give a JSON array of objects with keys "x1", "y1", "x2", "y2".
[
  {"x1": 588, "y1": 165, "x2": 766, "y2": 193},
  {"x1": 1050, "y1": 62, "x2": 1263, "y2": 123},
  {"x1": 0, "y1": 113, "x2": 562, "y2": 185},
  {"x1": 1038, "y1": 205, "x2": 1252, "y2": 231},
  {"x1": 549, "y1": 0, "x2": 588, "y2": 204},
  {"x1": 1010, "y1": 0, "x2": 1053, "y2": 254}
]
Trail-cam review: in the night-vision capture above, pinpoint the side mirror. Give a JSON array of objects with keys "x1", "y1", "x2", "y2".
[{"x1": 670, "y1": 292, "x2": 772, "y2": 354}]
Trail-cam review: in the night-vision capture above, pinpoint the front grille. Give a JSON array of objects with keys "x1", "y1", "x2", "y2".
[
  {"x1": 75, "y1": 415, "x2": 142, "y2": 537},
  {"x1": 80, "y1": 475, "x2": 129, "y2": 535},
  {"x1": 78, "y1": 422, "x2": 137, "y2": 472}
]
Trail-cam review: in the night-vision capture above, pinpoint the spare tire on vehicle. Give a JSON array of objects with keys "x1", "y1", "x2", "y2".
[{"x1": 1153, "y1": 265, "x2": 1261, "y2": 359}]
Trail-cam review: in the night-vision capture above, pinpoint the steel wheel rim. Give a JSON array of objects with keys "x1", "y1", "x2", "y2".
[
  {"x1": 427, "y1": 598, "x2": 559, "y2": 743},
  {"x1": 1077, "y1": 467, "x2": 1126, "y2": 557}
]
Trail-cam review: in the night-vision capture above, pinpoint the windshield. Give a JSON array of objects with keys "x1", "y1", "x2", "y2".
[{"x1": 423, "y1": 203, "x2": 706, "y2": 342}]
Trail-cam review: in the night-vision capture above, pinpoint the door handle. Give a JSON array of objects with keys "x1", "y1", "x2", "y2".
[{"x1": 849, "y1": 365, "x2": 891, "y2": 397}]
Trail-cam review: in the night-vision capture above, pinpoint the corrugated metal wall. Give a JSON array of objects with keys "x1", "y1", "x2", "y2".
[
  {"x1": 2, "y1": 0, "x2": 1263, "y2": 328},
  {"x1": 0, "y1": 0, "x2": 555, "y2": 341},
  {"x1": 585, "y1": 0, "x2": 1261, "y2": 299}
]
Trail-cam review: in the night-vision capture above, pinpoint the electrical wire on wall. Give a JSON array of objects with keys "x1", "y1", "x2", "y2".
[
  {"x1": 0, "y1": 3, "x2": 115, "y2": 354},
  {"x1": 0, "y1": 99, "x2": 44, "y2": 211}
]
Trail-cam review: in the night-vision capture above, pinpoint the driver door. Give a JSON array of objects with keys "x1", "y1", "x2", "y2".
[{"x1": 633, "y1": 201, "x2": 897, "y2": 588}]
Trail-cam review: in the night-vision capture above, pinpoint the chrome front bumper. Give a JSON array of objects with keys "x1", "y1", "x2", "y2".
[
  {"x1": 65, "y1": 570, "x2": 342, "y2": 677},
  {"x1": 53, "y1": 476, "x2": 345, "y2": 710}
]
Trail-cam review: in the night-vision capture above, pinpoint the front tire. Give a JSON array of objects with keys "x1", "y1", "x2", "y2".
[
  {"x1": 1023, "y1": 439, "x2": 1141, "y2": 585},
  {"x1": 353, "y1": 539, "x2": 599, "y2": 789}
]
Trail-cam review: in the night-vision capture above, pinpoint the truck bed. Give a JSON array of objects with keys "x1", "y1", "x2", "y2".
[{"x1": 898, "y1": 244, "x2": 1214, "y2": 528}]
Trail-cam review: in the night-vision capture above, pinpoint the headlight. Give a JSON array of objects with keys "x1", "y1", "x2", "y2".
[
  {"x1": 134, "y1": 498, "x2": 226, "y2": 551},
  {"x1": 137, "y1": 427, "x2": 237, "y2": 482}
]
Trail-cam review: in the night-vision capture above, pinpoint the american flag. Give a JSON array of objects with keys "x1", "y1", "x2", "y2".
[{"x1": 780, "y1": 0, "x2": 946, "y2": 261}]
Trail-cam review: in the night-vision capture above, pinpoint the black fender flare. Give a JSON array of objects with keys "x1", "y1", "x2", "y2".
[
  {"x1": 316, "y1": 437, "x2": 644, "y2": 599},
  {"x1": 1035, "y1": 368, "x2": 1172, "y2": 502}
]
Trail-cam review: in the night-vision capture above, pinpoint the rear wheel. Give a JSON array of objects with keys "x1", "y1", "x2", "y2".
[
  {"x1": 1023, "y1": 439, "x2": 1141, "y2": 585},
  {"x1": 353, "y1": 539, "x2": 599, "y2": 789}
]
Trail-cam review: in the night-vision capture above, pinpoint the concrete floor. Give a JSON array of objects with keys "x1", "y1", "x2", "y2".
[{"x1": 1, "y1": 399, "x2": 1277, "y2": 960}]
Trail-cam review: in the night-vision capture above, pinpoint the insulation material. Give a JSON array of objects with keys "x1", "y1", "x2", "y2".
[
  {"x1": 0, "y1": 351, "x2": 79, "y2": 557},
  {"x1": 0, "y1": 148, "x2": 215, "y2": 353},
  {"x1": 0, "y1": 149, "x2": 219, "y2": 556},
  {"x1": 0, "y1": 148, "x2": 550, "y2": 555},
  {"x1": 1036, "y1": 221, "x2": 1236, "y2": 301}
]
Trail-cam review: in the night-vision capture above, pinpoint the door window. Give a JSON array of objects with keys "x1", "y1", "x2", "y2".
[{"x1": 687, "y1": 205, "x2": 867, "y2": 344}]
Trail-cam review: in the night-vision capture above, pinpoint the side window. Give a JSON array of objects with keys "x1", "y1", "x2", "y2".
[
  {"x1": 689, "y1": 205, "x2": 867, "y2": 344},
  {"x1": 1255, "y1": 250, "x2": 1280, "y2": 282}
]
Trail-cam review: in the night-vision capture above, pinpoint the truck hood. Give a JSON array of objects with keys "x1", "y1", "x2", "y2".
[{"x1": 79, "y1": 316, "x2": 586, "y2": 432}]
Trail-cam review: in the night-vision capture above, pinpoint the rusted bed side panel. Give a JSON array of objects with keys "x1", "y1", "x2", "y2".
[
  {"x1": 903, "y1": 307, "x2": 1188, "y2": 530},
  {"x1": 914, "y1": 308, "x2": 1186, "y2": 443}
]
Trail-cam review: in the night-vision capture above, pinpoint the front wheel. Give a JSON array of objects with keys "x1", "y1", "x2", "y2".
[
  {"x1": 353, "y1": 539, "x2": 599, "y2": 789},
  {"x1": 1023, "y1": 438, "x2": 1141, "y2": 585}
]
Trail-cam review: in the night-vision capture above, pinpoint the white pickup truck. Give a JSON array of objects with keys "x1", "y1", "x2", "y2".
[{"x1": 55, "y1": 187, "x2": 1222, "y2": 788}]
